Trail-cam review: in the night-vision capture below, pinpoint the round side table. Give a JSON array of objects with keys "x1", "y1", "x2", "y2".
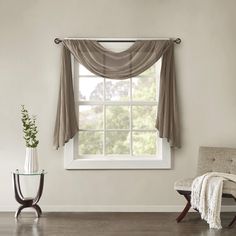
[{"x1": 12, "y1": 169, "x2": 46, "y2": 218}]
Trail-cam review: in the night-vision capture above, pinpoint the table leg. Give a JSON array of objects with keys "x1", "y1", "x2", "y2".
[
  {"x1": 15, "y1": 205, "x2": 25, "y2": 218},
  {"x1": 32, "y1": 205, "x2": 42, "y2": 217},
  {"x1": 13, "y1": 172, "x2": 45, "y2": 218}
]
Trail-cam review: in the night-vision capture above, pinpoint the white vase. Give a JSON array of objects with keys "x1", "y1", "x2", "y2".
[{"x1": 24, "y1": 147, "x2": 39, "y2": 173}]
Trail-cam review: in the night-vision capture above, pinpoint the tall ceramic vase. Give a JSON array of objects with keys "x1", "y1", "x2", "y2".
[{"x1": 24, "y1": 147, "x2": 39, "y2": 173}]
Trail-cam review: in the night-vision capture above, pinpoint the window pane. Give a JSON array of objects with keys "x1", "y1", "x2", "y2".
[
  {"x1": 105, "y1": 79, "x2": 130, "y2": 101},
  {"x1": 79, "y1": 131, "x2": 103, "y2": 155},
  {"x1": 79, "y1": 76, "x2": 103, "y2": 101},
  {"x1": 106, "y1": 131, "x2": 130, "y2": 155},
  {"x1": 132, "y1": 106, "x2": 157, "y2": 130},
  {"x1": 132, "y1": 76, "x2": 156, "y2": 101},
  {"x1": 79, "y1": 64, "x2": 94, "y2": 76},
  {"x1": 79, "y1": 105, "x2": 103, "y2": 130},
  {"x1": 106, "y1": 106, "x2": 130, "y2": 129},
  {"x1": 133, "y1": 132, "x2": 157, "y2": 155}
]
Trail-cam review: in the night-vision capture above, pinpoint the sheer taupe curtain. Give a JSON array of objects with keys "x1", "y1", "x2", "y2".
[{"x1": 54, "y1": 39, "x2": 180, "y2": 149}]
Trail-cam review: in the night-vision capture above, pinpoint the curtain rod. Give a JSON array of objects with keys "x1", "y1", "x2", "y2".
[{"x1": 54, "y1": 37, "x2": 181, "y2": 44}]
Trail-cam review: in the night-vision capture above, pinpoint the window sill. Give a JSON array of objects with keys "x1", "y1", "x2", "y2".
[{"x1": 64, "y1": 139, "x2": 171, "y2": 170}]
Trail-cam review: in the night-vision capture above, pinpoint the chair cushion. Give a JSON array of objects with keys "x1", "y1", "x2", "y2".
[{"x1": 174, "y1": 178, "x2": 236, "y2": 198}]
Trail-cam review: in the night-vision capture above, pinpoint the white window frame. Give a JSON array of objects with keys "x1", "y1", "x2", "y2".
[{"x1": 64, "y1": 42, "x2": 171, "y2": 169}]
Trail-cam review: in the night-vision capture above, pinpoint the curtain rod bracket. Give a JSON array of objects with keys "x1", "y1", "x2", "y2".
[{"x1": 54, "y1": 37, "x2": 181, "y2": 44}]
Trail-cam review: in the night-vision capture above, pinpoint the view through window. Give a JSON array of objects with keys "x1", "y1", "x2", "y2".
[
  {"x1": 74, "y1": 42, "x2": 162, "y2": 159},
  {"x1": 75, "y1": 58, "x2": 162, "y2": 158}
]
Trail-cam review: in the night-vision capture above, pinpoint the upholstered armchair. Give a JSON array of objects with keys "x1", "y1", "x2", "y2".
[{"x1": 174, "y1": 146, "x2": 236, "y2": 227}]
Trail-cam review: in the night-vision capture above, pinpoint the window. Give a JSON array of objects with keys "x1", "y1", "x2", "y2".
[{"x1": 64, "y1": 42, "x2": 171, "y2": 169}]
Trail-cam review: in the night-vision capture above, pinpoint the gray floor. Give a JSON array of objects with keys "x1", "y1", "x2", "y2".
[{"x1": 0, "y1": 212, "x2": 235, "y2": 236}]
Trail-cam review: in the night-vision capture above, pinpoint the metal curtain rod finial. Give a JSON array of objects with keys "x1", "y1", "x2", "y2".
[
  {"x1": 174, "y1": 38, "x2": 181, "y2": 44},
  {"x1": 54, "y1": 37, "x2": 181, "y2": 44},
  {"x1": 54, "y1": 38, "x2": 62, "y2": 44}
]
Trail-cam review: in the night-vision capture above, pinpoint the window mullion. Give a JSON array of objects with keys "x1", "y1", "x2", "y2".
[{"x1": 77, "y1": 101, "x2": 158, "y2": 106}]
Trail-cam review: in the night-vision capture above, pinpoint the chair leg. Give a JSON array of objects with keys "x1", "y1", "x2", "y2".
[
  {"x1": 176, "y1": 191, "x2": 236, "y2": 227},
  {"x1": 176, "y1": 194, "x2": 191, "y2": 223},
  {"x1": 228, "y1": 215, "x2": 236, "y2": 227}
]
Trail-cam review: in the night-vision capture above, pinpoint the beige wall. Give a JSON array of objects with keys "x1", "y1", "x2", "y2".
[{"x1": 0, "y1": 0, "x2": 236, "y2": 211}]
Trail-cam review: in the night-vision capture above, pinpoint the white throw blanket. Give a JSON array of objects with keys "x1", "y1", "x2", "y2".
[{"x1": 191, "y1": 172, "x2": 236, "y2": 229}]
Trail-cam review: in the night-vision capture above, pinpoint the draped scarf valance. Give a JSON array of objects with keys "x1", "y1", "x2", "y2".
[{"x1": 54, "y1": 39, "x2": 180, "y2": 149}]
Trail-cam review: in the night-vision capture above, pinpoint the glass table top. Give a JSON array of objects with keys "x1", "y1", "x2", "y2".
[{"x1": 13, "y1": 169, "x2": 47, "y2": 175}]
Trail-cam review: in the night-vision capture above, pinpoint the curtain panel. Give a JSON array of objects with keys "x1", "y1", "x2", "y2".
[{"x1": 54, "y1": 39, "x2": 180, "y2": 149}]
